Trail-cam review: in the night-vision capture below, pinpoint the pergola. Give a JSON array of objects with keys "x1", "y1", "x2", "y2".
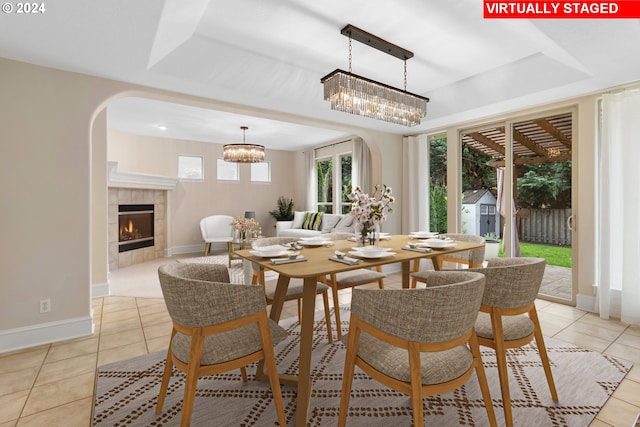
[{"x1": 461, "y1": 112, "x2": 572, "y2": 168}]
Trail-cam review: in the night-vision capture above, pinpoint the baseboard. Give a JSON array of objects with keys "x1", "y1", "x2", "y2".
[
  {"x1": 165, "y1": 244, "x2": 211, "y2": 257},
  {"x1": 576, "y1": 293, "x2": 596, "y2": 313},
  {"x1": 92, "y1": 281, "x2": 110, "y2": 298},
  {"x1": 0, "y1": 316, "x2": 94, "y2": 353}
]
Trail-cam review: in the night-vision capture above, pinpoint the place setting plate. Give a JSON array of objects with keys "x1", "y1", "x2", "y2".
[
  {"x1": 409, "y1": 231, "x2": 440, "y2": 239},
  {"x1": 418, "y1": 239, "x2": 456, "y2": 249},
  {"x1": 297, "y1": 238, "x2": 332, "y2": 247},
  {"x1": 348, "y1": 247, "x2": 396, "y2": 259},
  {"x1": 249, "y1": 249, "x2": 290, "y2": 258}
]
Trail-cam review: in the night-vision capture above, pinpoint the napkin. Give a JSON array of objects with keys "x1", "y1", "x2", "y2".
[
  {"x1": 328, "y1": 256, "x2": 361, "y2": 265},
  {"x1": 402, "y1": 246, "x2": 432, "y2": 253},
  {"x1": 270, "y1": 256, "x2": 307, "y2": 265}
]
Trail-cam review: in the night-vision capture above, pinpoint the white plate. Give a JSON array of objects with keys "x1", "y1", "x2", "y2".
[
  {"x1": 409, "y1": 231, "x2": 440, "y2": 239},
  {"x1": 348, "y1": 250, "x2": 396, "y2": 259},
  {"x1": 351, "y1": 246, "x2": 392, "y2": 253},
  {"x1": 250, "y1": 249, "x2": 289, "y2": 258},
  {"x1": 421, "y1": 239, "x2": 456, "y2": 249},
  {"x1": 297, "y1": 240, "x2": 331, "y2": 246}
]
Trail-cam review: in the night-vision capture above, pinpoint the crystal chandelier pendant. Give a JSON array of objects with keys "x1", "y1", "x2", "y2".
[{"x1": 223, "y1": 126, "x2": 265, "y2": 163}]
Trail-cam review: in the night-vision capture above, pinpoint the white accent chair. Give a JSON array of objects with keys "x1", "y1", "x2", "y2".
[{"x1": 199, "y1": 215, "x2": 234, "y2": 256}]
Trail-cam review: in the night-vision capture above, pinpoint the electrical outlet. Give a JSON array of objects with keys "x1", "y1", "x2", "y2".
[{"x1": 40, "y1": 299, "x2": 51, "y2": 313}]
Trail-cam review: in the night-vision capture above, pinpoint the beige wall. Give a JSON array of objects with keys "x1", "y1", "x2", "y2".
[
  {"x1": 0, "y1": 57, "x2": 399, "y2": 351},
  {"x1": 107, "y1": 130, "x2": 301, "y2": 250}
]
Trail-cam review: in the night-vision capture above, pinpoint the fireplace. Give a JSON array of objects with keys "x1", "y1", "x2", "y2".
[{"x1": 118, "y1": 204, "x2": 154, "y2": 252}]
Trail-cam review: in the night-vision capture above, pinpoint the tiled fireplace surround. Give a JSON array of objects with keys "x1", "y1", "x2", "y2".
[{"x1": 108, "y1": 188, "x2": 167, "y2": 272}]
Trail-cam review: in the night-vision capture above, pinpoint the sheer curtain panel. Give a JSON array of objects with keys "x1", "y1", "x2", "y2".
[{"x1": 598, "y1": 91, "x2": 640, "y2": 325}]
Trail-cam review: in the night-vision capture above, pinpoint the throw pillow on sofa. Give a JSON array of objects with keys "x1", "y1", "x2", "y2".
[
  {"x1": 333, "y1": 215, "x2": 355, "y2": 232},
  {"x1": 301, "y1": 212, "x2": 323, "y2": 230},
  {"x1": 320, "y1": 214, "x2": 343, "y2": 232},
  {"x1": 291, "y1": 211, "x2": 308, "y2": 229}
]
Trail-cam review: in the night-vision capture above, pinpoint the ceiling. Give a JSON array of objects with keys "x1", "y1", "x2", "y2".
[{"x1": 2, "y1": 0, "x2": 639, "y2": 151}]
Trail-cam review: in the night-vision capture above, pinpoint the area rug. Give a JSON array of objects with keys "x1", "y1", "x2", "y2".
[{"x1": 93, "y1": 308, "x2": 632, "y2": 426}]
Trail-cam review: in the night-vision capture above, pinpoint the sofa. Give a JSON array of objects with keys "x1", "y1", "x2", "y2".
[{"x1": 275, "y1": 211, "x2": 356, "y2": 238}]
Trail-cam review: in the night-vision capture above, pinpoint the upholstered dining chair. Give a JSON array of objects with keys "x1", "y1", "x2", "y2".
[
  {"x1": 322, "y1": 231, "x2": 386, "y2": 340},
  {"x1": 467, "y1": 257, "x2": 557, "y2": 427},
  {"x1": 338, "y1": 271, "x2": 497, "y2": 427},
  {"x1": 411, "y1": 233, "x2": 486, "y2": 288},
  {"x1": 251, "y1": 236, "x2": 335, "y2": 343},
  {"x1": 157, "y1": 263, "x2": 288, "y2": 427},
  {"x1": 199, "y1": 214, "x2": 234, "y2": 257}
]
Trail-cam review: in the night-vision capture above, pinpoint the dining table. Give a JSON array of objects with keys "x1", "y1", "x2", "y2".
[{"x1": 234, "y1": 234, "x2": 484, "y2": 426}]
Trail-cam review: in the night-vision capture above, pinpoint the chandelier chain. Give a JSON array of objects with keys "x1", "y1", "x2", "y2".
[
  {"x1": 348, "y1": 36, "x2": 352, "y2": 74},
  {"x1": 404, "y1": 60, "x2": 407, "y2": 92}
]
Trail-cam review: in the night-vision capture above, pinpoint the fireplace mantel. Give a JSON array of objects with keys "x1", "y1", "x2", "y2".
[{"x1": 108, "y1": 161, "x2": 178, "y2": 190}]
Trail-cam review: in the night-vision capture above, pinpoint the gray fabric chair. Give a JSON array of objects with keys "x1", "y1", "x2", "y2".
[
  {"x1": 411, "y1": 233, "x2": 486, "y2": 287},
  {"x1": 322, "y1": 232, "x2": 386, "y2": 340},
  {"x1": 251, "y1": 236, "x2": 335, "y2": 343},
  {"x1": 157, "y1": 263, "x2": 288, "y2": 427},
  {"x1": 467, "y1": 257, "x2": 558, "y2": 427},
  {"x1": 338, "y1": 271, "x2": 497, "y2": 427}
]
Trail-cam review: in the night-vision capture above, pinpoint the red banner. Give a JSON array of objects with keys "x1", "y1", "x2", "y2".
[{"x1": 484, "y1": 1, "x2": 640, "y2": 18}]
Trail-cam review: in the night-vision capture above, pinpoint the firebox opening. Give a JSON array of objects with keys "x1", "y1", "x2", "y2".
[{"x1": 118, "y1": 204, "x2": 154, "y2": 252}]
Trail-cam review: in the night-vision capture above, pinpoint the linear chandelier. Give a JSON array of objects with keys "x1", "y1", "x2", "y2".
[
  {"x1": 223, "y1": 126, "x2": 265, "y2": 163},
  {"x1": 321, "y1": 24, "x2": 429, "y2": 127}
]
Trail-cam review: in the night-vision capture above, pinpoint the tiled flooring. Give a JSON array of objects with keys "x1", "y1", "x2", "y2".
[{"x1": 1, "y1": 257, "x2": 639, "y2": 426}]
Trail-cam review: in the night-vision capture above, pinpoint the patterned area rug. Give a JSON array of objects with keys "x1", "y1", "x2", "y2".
[{"x1": 93, "y1": 308, "x2": 632, "y2": 426}]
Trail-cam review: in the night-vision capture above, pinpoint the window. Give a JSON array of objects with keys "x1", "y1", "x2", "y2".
[
  {"x1": 217, "y1": 158, "x2": 239, "y2": 181},
  {"x1": 251, "y1": 162, "x2": 271, "y2": 182},
  {"x1": 339, "y1": 154, "x2": 352, "y2": 213},
  {"x1": 314, "y1": 142, "x2": 353, "y2": 213},
  {"x1": 316, "y1": 157, "x2": 333, "y2": 213},
  {"x1": 480, "y1": 205, "x2": 489, "y2": 215},
  {"x1": 178, "y1": 155, "x2": 203, "y2": 180}
]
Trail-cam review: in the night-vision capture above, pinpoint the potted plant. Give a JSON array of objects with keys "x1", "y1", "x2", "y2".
[
  {"x1": 483, "y1": 232, "x2": 500, "y2": 260},
  {"x1": 269, "y1": 196, "x2": 295, "y2": 221}
]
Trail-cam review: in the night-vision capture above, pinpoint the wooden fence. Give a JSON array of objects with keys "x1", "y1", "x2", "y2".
[{"x1": 517, "y1": 208, "x2": 572, "y2": 246}]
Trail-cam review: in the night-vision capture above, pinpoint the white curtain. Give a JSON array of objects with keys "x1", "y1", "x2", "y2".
[
  {"x1": 402, "y1": 135, "x2": 429, "y2": 234},
  {"x1": 496, "y1": 167, "x2": 521, "y2": 257},
  {"x1": 352, "y1": 137, "x2": 372, "y2": 193},
  {"x1": 303, "y1": 149, "x2": 315, "y2": 211},
  {"x1": 597, "y1": 91, "x2": 640, "y2": 325}
]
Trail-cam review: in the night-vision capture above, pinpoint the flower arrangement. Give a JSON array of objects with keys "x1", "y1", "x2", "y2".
[
  {"x1": 230, "y1": 216, "x2": 259, "y2": 240},
  {"x1": 347, "y1": 184, "x2": 395, "y2": 244}
]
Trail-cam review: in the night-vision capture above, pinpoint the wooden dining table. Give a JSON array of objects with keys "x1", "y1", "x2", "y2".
[{"x1": 234, "y1": 234, "x2": 484, "y2": 426}]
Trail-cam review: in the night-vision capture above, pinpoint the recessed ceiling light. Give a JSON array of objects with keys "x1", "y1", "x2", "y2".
[{"x1": 156, "y1": 124, "x2": 168, "y2": 131}]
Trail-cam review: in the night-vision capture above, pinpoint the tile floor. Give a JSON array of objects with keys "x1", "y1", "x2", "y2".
[{"x1": 1, "y1": 257, "x2": 639, "y2": 427}]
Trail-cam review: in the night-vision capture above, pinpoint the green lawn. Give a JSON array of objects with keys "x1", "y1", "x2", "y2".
[{"x1": 499, "y1": 241, "x2": 572, "y2": 268}]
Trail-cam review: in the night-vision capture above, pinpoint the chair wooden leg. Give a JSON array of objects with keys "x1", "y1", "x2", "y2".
[
  {"x1": 408, "y1": 343, "x2": 424, "y2": 427},
  {"x1": 204, "y1": 242, "x2": 210, "y2": 256},
  {"x1": 156, "y1": 345, "x2": 174, "y2": 414},
  {"x1": 180, "y1": 335, "x2": 205, "y2": 427},
  {"x1": 322, "y1": 291, "x2": 334, "y2": 344},
  {"x1": 375, "y1": 266, "x2": 385, "y2": 289},
  {"x1": 297, "y1": 299, "x2": 302, "y2": 323},
  {"x1": 338, "y1": 318, "x2": 360, "y2": 427},
  {"x1": 411, "y1": 260, "x2": 419, "y2": 288},
  {"x1": 257, "y1": 316, "x2": 288, "y2": 427},
  {"x1": 329, "y1": 275, "x2": 343, "y2": 340},
  {"x1": 240, "y1": 367, "x2": 248, "y2": 383},
  {"x1": 491, "y1": 313, "x2": 514, "y2": 427},
  {"x1": 470, "y1": 330, "x2": 498, "y2": 427},
  {"x1": 530, "y1": 307, "x2": 558, "y2": 401}
]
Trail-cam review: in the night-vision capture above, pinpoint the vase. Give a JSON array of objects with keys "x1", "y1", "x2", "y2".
[{"x1": 356, "y1": 221, "x2": 379, "y2": 246}]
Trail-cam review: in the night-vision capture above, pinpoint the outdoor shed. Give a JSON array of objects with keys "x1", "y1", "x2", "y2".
[{"x1": 461, "y1": 189, "x2": 500, "y2": 237}]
